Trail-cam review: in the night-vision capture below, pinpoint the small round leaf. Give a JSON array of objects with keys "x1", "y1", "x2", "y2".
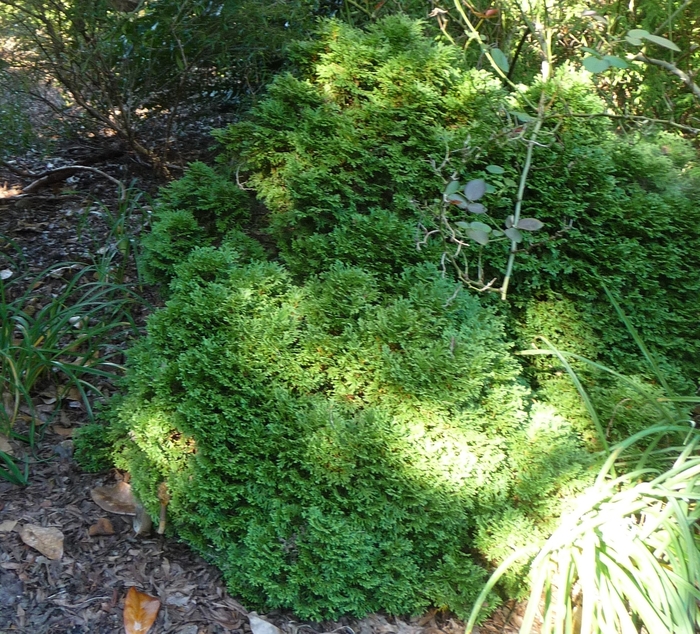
[
  {"x1": 486, "y1": 165, "x2": 505, "y2": 175},
  {"x1": 444, "y1": 180, "x2": 461, "y2": 196},
  {"x1": 583, "y1": 56, "x2": 610, "y2": 73},
  {"x1": 505, "y1": 215, "x2": 514, "y2": 229},
  {"x1": 469, "y1": 221, "x2": 491, "y2": 233},
  {"x1": 504, "y1": 227, "x2": 523, "y2": 243},
  {"x1": 467, "y1": 229, "x2": 490, "y2": 245},
  {"x1": 603, "y1": 55, "x2": 628, "y2": 69},
  {"x1": 464, "y1": 179, "x2": 486, "y2": 201},
  {"x1": 467, "y1": 203, "x2": 486, "y2": 214},
  {"x1": 517, "y1": 218, "x2": 544, "y2": 231},
  {"x1": 446, "y1": 193, "x2": 469, "y2": 209}
]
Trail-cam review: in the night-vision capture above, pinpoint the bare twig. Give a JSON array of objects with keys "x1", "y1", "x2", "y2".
[
  {"x1": 631, "y1": 54, "x2": 700, "y2": 101},
  {"x1": 0, "y1": 160, "x2": 37, "y2": 178},
  {"x1": 560, "y1": 112, "x2": 700, "y2": 135},
  {"x1": 21, "y1": 165, "x2": 126, "y2": 201}
]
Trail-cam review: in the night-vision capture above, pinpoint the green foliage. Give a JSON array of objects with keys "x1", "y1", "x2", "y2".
[
  {"x1": 0, "y1": 75, "x2": 40, "y2": 157},
  {"x1": 0, "y1": 256, "x2": 142, "y2": 484},
  {"x1": 467, "y1": 314, "x2": 699, "y2": 634},
  {"x1": 0, "y1": 0, "x2": 328, "y2": 161},
  {"x1": 109, "y1": 256, "x2": 592, "y2": 619},
  {"x1": 139, "y1": 162, "x2": 257, "y2": 285},
  {"x1": 73, "y1": 423, "x2": 114, "y2": 472},
  {"x1": 214, "y1": 15, "x2": 504, "y2": 278},
  {"x1": 469, "y1": 424, "x2": 700, "y2": 634}
]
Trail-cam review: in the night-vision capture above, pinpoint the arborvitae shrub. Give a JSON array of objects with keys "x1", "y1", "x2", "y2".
[
  {"x1": 73, "y1": 423, "x2": 114, "y2": 473},
  {"x1": 214, "y1": 16, "x2": 504, "y2": 279},
  {"x1": 110, "y1": 257, "x2": 591, "y2": 619},
  {"x1": 215, "y1": 17, "x2": 700, "y2": 378},
  {"x1": 140, "y1": 162, "x2": 254, "y2": 284},
  {"x1": 122, "y1": 13, "x2": 700, "y2": 620}
]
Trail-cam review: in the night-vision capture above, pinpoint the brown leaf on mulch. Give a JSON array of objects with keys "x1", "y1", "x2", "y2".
[
  {"x1": 88, "y1": 517, "x2": 115, "y2": 536},
  {"x1": 124, "y1": 586, "x2": 161, "y2": 634},
  {"x1": 91, "y1": 481, "x2": 138, "y2": 515},
  {"x1": 18, "y1": 524, "x2": 64, "y2": 560}
]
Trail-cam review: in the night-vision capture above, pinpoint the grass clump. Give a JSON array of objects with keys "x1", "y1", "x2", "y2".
[{"x1": 0, "y1": 247, "x2": 141, "y2": 484}]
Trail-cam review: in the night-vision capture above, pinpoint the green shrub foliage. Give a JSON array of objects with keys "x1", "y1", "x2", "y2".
[
  {"x1": 140, "y1": 162, "x2": 259, "y2": 283},
  {"x1": 141, "y1": 16, "x2": 700, "y2": 378},
  {"x1": 214, "y1": 16, "x2": 504, "y2": 280},
  {"x1": 110, "y1": 255, "x2": 590, "y2": 619},
  {"x1": 73, "y1": 423, "x2": 114, "y2": 473},
  {"x1": 122, "y1": 12, "x2": 700, "y2": 620}
]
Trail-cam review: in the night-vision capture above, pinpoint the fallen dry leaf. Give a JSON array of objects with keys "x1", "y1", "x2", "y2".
[
  {"x1": 90, "y1": 481, "x2": 137, "y2": 515},
  {"x1": 133, "y1": 503, "x2": 153, "y2": 536},
  {"x1": 124, "y1": 586, "x2": 160, "y2": 634},
  {"x1": 0, "y1": 434, "x2": 14, "y2": 456},
  {"x1": 248, "y1": 612, "x2": 283, "y2": 634},
  {"x1": 51, "y1": 425, "x2": 74, "y2": 437},
  {"x1": 18, "y1": 524, "x2": 64, "y2": 560},
  {"x1": 0, "y1": 520, "x2": 17, "y2": 532},
  {"x1": 88, "y1": 517, "x2": 115, "y2": 536}
]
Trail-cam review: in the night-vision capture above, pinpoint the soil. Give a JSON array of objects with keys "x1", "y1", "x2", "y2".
[{"x1": 0, "y1": 139, "x2": 528, "y2": 634}]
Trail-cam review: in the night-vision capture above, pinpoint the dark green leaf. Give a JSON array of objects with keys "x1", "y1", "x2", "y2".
[{"x1": 490, "y1": 47, "x2": 509, "y2": 73}]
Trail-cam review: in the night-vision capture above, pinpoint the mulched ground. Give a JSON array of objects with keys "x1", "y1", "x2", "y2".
[{"x1": 0, "y1": 139, "x2": 529, "y2": 634}]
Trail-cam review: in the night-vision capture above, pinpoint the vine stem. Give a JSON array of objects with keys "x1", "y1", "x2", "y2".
[{"x1": 500, "y1": 95, "x2": 546, "y2": 301}]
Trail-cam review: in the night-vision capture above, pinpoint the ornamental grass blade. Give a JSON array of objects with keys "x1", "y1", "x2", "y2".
[
  {"x1": 123, "y1": 587, "x2": 160, "y2": 634},
  {"x1": 602, "y1": 285, "x2": 672, "y2": 395}
]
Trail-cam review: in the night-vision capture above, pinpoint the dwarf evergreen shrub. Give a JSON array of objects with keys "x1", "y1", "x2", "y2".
[
  {"x1": 121, "y1": 12, "x2": 700, "y2": 620},
  {"x1": 140, "y1": 162, "x2": 258, "y2": 284},
  {"x1": 73, "y1": 423, "x2": 114, "y2": 473},
  {"x1": 109, "y1": 254, "x2": 591, "y2": 619},
  {"x1": 140, "y1": 16, "x2": 700, "y2": 379}
]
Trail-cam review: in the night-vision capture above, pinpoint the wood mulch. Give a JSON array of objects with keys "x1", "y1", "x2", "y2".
[{"x1": 0, "y1": 140, "x2": 529, "y2": 634}]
